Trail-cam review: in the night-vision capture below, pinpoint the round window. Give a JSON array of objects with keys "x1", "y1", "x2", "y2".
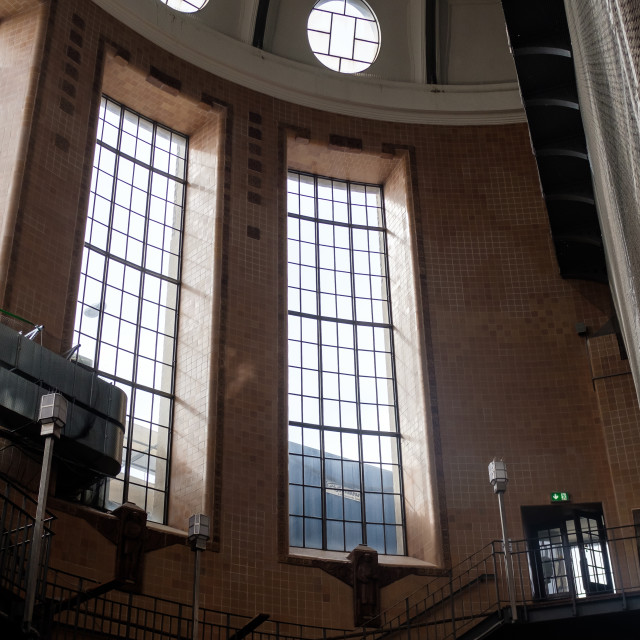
[
  {"x1": 158, "y1": 0, "x2": 209, "y2": 13},
  {"x1": 307, "y1": 0, "x2": 381, "y2": 74}
]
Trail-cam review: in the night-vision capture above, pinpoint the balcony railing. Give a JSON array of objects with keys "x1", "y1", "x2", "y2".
[
  {"x1": 0, "y1": 476, "x2": 56, "y2": 618},
  {"x1": 362, "y1": 524, "x2": 640, "y2": 640},
  {"x1": 3, "y1": 472, "x2": 640, "y2": 640}
]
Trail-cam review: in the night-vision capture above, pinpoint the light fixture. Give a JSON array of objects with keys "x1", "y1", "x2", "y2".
[
  {"x1": 487, "y1": 458, "x2": 517, "y2": 621},
  {"x1": 38, "y1": 392, "x2": 68, "y2": 436},
  {"x1": 188, "y1": 513, "x2": 210, "y2": 551},
  {"x1": 188, "y1": 513, "x2": 210, "y2": 640},
  {"x1": 488, "y1": 458, "x2": 508, "y2": 493},
  {"x1": 23, "y1": 393, "x2": 68, "y2": 632}
]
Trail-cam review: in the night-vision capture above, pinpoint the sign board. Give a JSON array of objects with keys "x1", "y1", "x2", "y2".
[{"x1": 550, "y1": 492, "x2": 570, "y2": 503}]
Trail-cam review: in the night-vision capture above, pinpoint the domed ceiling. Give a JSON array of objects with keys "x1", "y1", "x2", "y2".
[{"x1": 92, "y1": 0, "x2": 524, "y2": 124}]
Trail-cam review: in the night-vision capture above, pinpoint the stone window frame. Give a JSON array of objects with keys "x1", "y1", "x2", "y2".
[
  {"x1": 286, "y1": 170, "x2": 407, "y2": 555},
  {"x1": 66, "y1": 48, "x2": 226, "y2": 533},
  {"x1": 73, "y1": 95, "x2": 188, "y2": 523},
  {"x1": 280, "y1": 132, "x2": 447, "y2": 573}
]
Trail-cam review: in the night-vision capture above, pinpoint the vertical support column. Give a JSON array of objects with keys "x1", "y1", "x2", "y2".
[{"x1": 23, "y1": 393, "x2": 67, "y2": 634}]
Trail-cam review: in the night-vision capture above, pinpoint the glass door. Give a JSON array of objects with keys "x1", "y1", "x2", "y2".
[{"x1": 523, "y1": 505, "x2": 613, "y2": 599}]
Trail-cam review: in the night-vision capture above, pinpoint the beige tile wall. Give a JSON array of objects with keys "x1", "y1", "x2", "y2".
[{"x1": 0, "y1": 0, "x2": 638, "y2": 630}]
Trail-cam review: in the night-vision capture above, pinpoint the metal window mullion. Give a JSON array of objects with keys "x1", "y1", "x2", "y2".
[
  {"x1": 122, "y1": 119, "x2": 157, "y2": 509},
  {"x1": 105, "y1": 103, "x2": 136, "y2": 505},
  {"x1": 289, "y1": 310, "x2": 390, "y2": 330},
  {"x1": 81, "y1": 245, "x2": 181, "y2": 287},
  {"x1": 289, "y1": 211, "x2": 384, "y2": 234},
  {"x1": 345, "y1": 183, "x2": 368, "y2": 547},
  {"x1": 312, "y1": 176, "x2": 329, "y2": 552},
  {"x1": 93, "y1": 103, "x2": 124, "y2": 378},
  {"x1": 97, "y1": 138, "x2": 187, "y2": 187},
  {"x1": 366, "y1": 223, "x2": 388, "y2": 553},
  {"x1": 290, "y1": 421, "x2": 388, "y2": 438},
  {"x1": 328, "y1": 212, "x2": 347, "y2": 550}
]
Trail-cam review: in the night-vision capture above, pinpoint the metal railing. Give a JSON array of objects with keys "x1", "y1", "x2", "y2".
[
  {"x1": 0, "y1": 307, "x2": 43, "y2": 343},
  {"x1": 41, "y1": 570, "x2": 353, "y2": 640},
  {"x1": 3, "y1": 471, "x2": 640, "y2": 640},
  {"x1": 361, "y1": 542, "x2": 502, "y2": 640},
  {"x1": 362, "y1": 524, "x2": 640, "y2": 640},
  {"x1": 0, "y1": 476, "x2": 56, "y2": 613}
]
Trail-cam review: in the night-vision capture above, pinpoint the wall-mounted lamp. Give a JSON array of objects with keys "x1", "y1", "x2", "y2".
[
  {"x1": 23, "y1": 393, "x2": 68, "y2": 633},
  {"x1": 188, "y1": 513, "x2": 210, "y2": 640},
  {"x1": 488, "y1": 458, "x2": 517, "y2": 622}
]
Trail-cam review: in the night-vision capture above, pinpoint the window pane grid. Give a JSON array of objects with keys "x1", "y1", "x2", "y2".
[
  {"x1": 307, "y1": 1, "x2": 380, "y2": 73},
  {"x1": 74, "y1": 96, "x2": 187, "y2": 523},
  {"x1": 288, "y1": 171, "x2": 405, "y2": 555}
]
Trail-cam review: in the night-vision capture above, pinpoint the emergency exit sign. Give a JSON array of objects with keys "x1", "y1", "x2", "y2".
[{"x1": 551, "y1": 492, "x2": 570, "y2": 503}]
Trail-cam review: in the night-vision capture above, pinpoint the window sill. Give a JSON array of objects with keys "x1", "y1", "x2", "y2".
[{"x1": 284, "y1": 547, "x2": 446, "y2": 585}]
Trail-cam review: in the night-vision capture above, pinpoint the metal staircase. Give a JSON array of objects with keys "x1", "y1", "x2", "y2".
[{"x1": 3, "y1": 474, "x2": 640, "y2": 639}]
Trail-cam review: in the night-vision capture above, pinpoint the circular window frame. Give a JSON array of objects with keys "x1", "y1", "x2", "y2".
[
  {"x1": 158, "y1": 0, "x2": 209, "y2": 14},
  {"x1": 307, "y1": 0, "x2": 381, "y2": 74}
]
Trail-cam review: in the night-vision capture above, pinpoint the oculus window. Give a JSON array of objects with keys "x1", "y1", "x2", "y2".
[
  {"x1": 287, "y1": 171, "x2": 405, "y2": 555},
  {"x1": 74, "y1": 96, "x2": 187, "y2": 523},
  {"x1": 158, "y1": 0, "x2": 209, "y2": 13},
  {"x1": 307, "y1": 0, "x2": 381, "y2": 74}
]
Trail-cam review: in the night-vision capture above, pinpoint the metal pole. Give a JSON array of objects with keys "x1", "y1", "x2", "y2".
[
  {"x1": 192, "y1": 546, "x2": 201, "y2": 640},
  {"x1": 497, "y1": 491, "x2": 518, "y2": 622},
  {"x1": 23, "y1": 433, "x2": 56, "y2": 633}
]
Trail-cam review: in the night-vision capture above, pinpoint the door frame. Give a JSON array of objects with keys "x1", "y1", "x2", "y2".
[{"x1": 521, "y1": 503, "x2": 613, "y2": 600}]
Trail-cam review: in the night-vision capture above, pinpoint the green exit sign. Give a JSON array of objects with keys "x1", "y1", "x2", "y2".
[{"x1": 551, "y1": 492, "x2": 570, "y2": 503}]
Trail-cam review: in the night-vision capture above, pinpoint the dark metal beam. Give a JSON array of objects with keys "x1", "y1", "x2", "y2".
[
  {"x1": 228, "y1": 614, "x2": 270, "y2": 640},
  {"x1": 425, "y1": 0, "x2": 438, "y2": 83},
  {"x1": 252, "y1": 0, "x2": 271, "y2": 49}
]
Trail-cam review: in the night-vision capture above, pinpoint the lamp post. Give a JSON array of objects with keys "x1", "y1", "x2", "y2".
[
  {"x1": 23, "y1": 393, "x2": 68, "y2": 634},
  {"x1": 188, "y1": 514, "x2": 210, "y2": 640},
  {"x1": 488, "y1": 459, "x2": 518, "y2": 622}
]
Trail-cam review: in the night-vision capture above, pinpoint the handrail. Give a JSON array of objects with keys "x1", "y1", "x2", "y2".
[
  {"x1": 4, "y1": 472, "x2": 640, "y2": 640},
  {"x1": 0, "y1": 475, "x2": 56, "y2": 622},
  {"x1": 0, "y1": 307, "x2": 38, "y2": 327},
  {"x1": 362, "y1": 524, "x2": 640, "y2": 640}
]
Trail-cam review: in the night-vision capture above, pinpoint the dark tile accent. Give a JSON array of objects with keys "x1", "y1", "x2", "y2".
[
  {"x1": 248, "y1": 158, "x2": 263, "y2": 173},
  {"x1": 148, "y1": 66, "x2": 182, "y2": 92},
  {"x1": 64, "y1": 63, "x2": 79, "y2": 81},
  {"x1": 61, "y1": 80, "x2": 76, "y2": 98},
  {"x1": 248, "y1": 127, "x2": 262, "y2": 141},
  {"x1": 59, "y1": 97, "x2": 74, "y2": 115},
  {"x1": 247, "y1": 225, "x2": 261, "y2": 239},
  {"x1": 66, "y1": 46, "x2": 81, "y2": 65},
  {"x1": 249, "y1": 143, "x2": 262, "y2": 156},
  {"x1": 249, "y1": 112, "x2": 262, "y2": 125},
  {"x1": 248, "y1": 174, "x2": 262, "y2": 189},
  {"x1": 69, "y1": 30, "x2": 83, "y2": 48},
  {"x1": 54, "y1": 134, "x2": 70, "y2": 152},
  {"x1": 329, "y1": 134, "x2": 363, "y2": 152},
  {"x1": 247, "y1": 192, "x2": 262, "y2": 205},
  {"x1": 71, "y1": 13, "x2": 85, "y2": 30}
]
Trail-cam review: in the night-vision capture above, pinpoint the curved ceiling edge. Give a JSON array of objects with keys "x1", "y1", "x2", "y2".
[{"x1": 92, "y1": 0, "x2": 526, "y2": 125}]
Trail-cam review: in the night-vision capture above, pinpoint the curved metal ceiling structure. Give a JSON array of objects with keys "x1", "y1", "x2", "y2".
[{"x1": 502, "y1": 0, "x2": 608, "y2": 283}]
